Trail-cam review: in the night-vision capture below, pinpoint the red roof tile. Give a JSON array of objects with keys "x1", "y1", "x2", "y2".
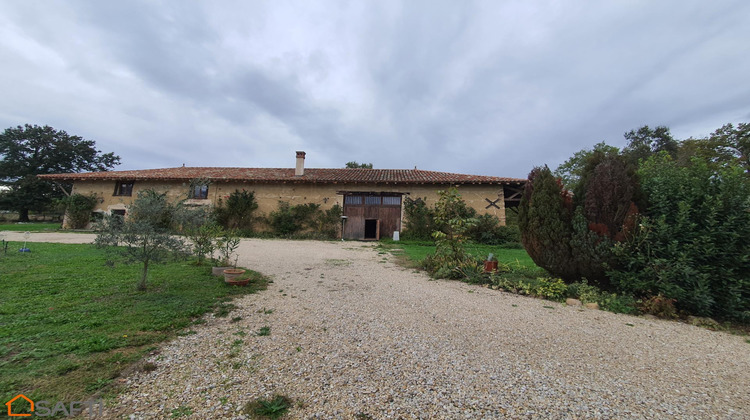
[{"x1": 39, "y1": 167, "x2": 524, "y2": 185}]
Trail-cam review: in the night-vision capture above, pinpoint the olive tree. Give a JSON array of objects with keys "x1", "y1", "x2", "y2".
[{"x1": 95, "y1": 190, "x2": 189, "y2": 291}]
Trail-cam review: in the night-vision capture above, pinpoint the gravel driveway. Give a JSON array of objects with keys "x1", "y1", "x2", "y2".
[{"x1": 10, "y1": 233, "x2": 750, "y2": 418}]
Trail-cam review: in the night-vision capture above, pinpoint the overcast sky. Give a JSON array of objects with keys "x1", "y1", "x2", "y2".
[{"x1": 1, "y1": 1, "x2": 748, "y2": 178}]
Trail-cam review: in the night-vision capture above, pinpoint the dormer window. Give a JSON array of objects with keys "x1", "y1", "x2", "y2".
[{"x1": 114, "y1": 181, "x2": 134, "y2": 196}]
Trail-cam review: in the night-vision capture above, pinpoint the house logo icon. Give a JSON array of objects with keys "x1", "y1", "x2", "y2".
[{"x1": 6, "y1": 394, "x2": 34, "y2": 417}]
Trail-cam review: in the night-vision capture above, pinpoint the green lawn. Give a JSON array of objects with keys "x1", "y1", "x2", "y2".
[
  {"x1": 0, "y1": 242, "x2": 267, "y2": 411},
  {"x1": 383, "y1": 240, "x2": 538, "y2": 269},
  {"x1": 0, "y1": 222, "x2": 62, "y2": 232}
]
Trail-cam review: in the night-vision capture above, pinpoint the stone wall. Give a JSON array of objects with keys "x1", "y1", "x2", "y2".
[{"x1": 70, "y1": 179, "x2": 508, "y2": 227}]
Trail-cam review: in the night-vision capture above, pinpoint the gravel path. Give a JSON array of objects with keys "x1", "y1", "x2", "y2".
[{"x1": 11, "y1": 233, "x2": 750, "y2": 418}]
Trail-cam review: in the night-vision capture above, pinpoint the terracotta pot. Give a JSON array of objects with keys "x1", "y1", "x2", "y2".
[
  {"x1": 223, "y1": 268, "x2": 247, "y2": 282},
  {"x1": 483, "y1": 260, "x2": 498, "y2": 273},
  {"x1": 225, "y1": 278, "x2": 250, "y2": 286}
]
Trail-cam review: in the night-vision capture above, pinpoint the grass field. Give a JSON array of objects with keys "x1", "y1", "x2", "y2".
[
  {"x1": 0, "y1": 222, "x2": 62, "y2": 232},
  {"x1": 0, "y1": 242, "x2": 267, "y2": 412},
  {"x1": 380, "y1": 240, "x2": 538, "y2": 269}
]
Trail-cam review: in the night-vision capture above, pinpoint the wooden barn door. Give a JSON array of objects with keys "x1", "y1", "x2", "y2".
[{"x1": 342, "y1": 193, "x2": 402, "y2": 240}]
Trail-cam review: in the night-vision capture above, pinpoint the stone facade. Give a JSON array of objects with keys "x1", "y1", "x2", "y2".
[
  {"x1": 69, "y1": 178, "x2": 508, "y2": 226},
  {"x1": 40, "y1": 154, "x2": 524, "y2": 237}
]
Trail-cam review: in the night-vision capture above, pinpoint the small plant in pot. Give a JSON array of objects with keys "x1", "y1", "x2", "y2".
[
  {"x1": 212, "y1": 229, "x2": 241, "y2": 276},
  {"x1": 223, "y1": 257, "x2": 248, "y2": 284},
  {"x1": 483, "y1": 253, "x2": 499, "y2": 273}
]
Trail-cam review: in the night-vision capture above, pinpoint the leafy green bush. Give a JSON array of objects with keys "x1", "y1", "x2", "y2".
[
  {"x1": 128, "y1": 189, "x2": 174, "y2": 230},
  {"x1": 467, "y1": 214, "x2": 521, "y2": 245},
  {"x1": 422, "y1": 188, "x2": 477, "y2": 279},
  {"x1": 188, "y1": 223, "x2": 222, "y2": 266},
  {"x1": 316, "y1": 204, "x2": 342, "y2": 238},
  {"x1": 267, "y1": 202, "x2": 341, "y2": 239},
  {"x1": 268, "y1": 201, "x2": 299, "y2": 235},
  {"x1": 598, "y1": 293, "x2": 638, "y2": 314},
  {"x1": 58, "y1": 193, "x2": 97, "y2": 229},
  {"x1": 534, "y1": 277, "x2": 567, "y2": 301},
  {"x1": 214, "y1": 189, "x2": 259, "y2": 232},
  {"x1": 490, "y1": 276, "x2": 566, "y2": 301},
  {"x1": 566, "y1": 280, "x2": 601, "y2": 303},
  {"x1": 402, "y1": 197, "x2": 435, "y2": 240},
  {"x1": 609, "y1": 154, "x2": 750, "y2": 321},
  {"x1": 566, "y1": 280, "x2": 638, "y2": 314},
  {"x1": 403, "y1": 195, "x2": 520, "y2": 246}
]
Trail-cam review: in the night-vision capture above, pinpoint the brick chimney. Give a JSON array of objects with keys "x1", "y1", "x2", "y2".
[{"x1": 295, "y1": 151, "x2": 306, "y2": 176}]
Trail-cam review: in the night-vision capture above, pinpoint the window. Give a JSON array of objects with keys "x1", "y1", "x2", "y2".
[
  {"x1": 382, "y1": 196, "x2": 401, "y2": 206},
  {"x1": 114, "y1": 181, "x2": 134, "y2": 196},
  {"x1": 344, "y1": 195, "x2": 362, "y2": 205},
  {"x1": 344, "y1": 194, "x2": 403, "y2": 206},
  {"x1": 189, "y1": 184, "x2": 209, "y2": 199},
  {"x1": 364, "y1": 196, "x2": 381, "y2": 205}
]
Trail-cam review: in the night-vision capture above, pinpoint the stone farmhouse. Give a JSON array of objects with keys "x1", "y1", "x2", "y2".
[{"x1": 40, "y1": 152, "x2": 524, "y2": 240}]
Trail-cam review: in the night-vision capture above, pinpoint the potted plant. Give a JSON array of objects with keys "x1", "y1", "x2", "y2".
[
  {"x1": 212, "y1": 230, "x2": 241, "y2": 276},
  {"x1": 483, "y1": 254, "x2": 499, "y2": 273},
  {"x1": 223, "y1": 258, "x2": 247, "y2": 283},
  {"x1": 224, "y1": 268, "x2": 250, "y2": 286}
]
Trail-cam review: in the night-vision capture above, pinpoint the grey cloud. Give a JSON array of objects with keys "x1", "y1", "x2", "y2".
[{"x1": 1, "y1": 1, "x2": 749, "y2": 177}]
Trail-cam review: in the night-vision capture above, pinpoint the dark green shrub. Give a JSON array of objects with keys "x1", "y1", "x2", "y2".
[
  {"x1": 214, "y1": 189, "x2": 259, "y2": 232},
  {"x1": 518, "y1": 166, "x2": 577, "y2": 281},
  {"x1": 598, "y1": 293, "x2": 638, "y2": 314},
  {"x1": 267, "y1": 202, "x2": 341, "y2": 239},
  {"x1": 566, "y1": 280, "x2": 638, "y2": 314},
  {"x1": 268, "y1": 202, "x2": 320, "y2": 235},
  {"x1": 315, "y1": 204, "x2": 342, "y2": 238},
  {"x1": 292, "y1": 203, "x2": 321, "y2": 231},
  {"x1": 466, "y1": 214, "x2": 521, "y2": 245},
  {"x1": 402, "y1": 197, "x2": 435, "y2": 240},
  {"x1": 520, "y1": 156, "x2": 640, "y2": 287},
  {"x1": 491, "y1": 276, "x2": 566, "y2": 301},
  {"x1": 566, "y1": 280, "x2": 602, "y2": 303},
  {"x1": 58, "y1": 193, "x2": 97, "y2": 229},
  {"x1": 609, "y1": 154, "x2": 750, "y2": 321},
  {"x1": 268, "y1": 201, "x2": 299, "y2": 235}
]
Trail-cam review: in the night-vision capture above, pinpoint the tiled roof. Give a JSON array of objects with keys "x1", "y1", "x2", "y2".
[{"x1": 39, "y1": 167, "x2": 524, "y2": 185}]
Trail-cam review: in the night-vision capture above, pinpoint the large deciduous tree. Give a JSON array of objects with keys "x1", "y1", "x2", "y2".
[
  {"x1": 622, "y1": 125, "x2": 679, "y2": 166},
  {"x1": 677, "y1": 122, "x2": 750, "y2": 173},
  {"x1": 345, "y1": 161, "x2": 373, "y2": 169},
  {"x1": 0, "y1": 124, "x2": 120, "y2": 221},
  {"x1": 553, "y1": 141, "x2": 620, "y2": 190}
]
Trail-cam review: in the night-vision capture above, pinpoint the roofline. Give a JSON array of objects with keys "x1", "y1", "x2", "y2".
[
  {"x1": 37, "y1": 167, "x2": 526, "y2": 185},
  {"x1": 39, "y1": 175, "x2": 525, "y2": 185}
]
